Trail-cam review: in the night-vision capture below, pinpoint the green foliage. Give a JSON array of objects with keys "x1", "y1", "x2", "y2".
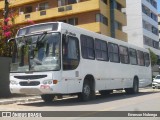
[
  {"x1": 0, "y1": 11, "x2": 19, "y2": 57},
  {"x1": 148, "y1": 48, "x2": 158, "y2": 66}
]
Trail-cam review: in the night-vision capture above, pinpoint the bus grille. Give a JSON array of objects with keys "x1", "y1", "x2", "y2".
[
  {"x1": 19, "y1": 81, "x2": 40, "y2": 86},
  {"x1": 14, "y1": 75, "x2": 47, "y2": 80}
]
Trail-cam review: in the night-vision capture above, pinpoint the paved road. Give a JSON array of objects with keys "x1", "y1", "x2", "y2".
[{"x1": 0, "y1": 88, "x2": 160, "y2": 120}]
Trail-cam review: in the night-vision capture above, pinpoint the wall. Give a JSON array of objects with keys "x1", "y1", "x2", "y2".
[{"x1": 0, "y1": 57, "x2": 11, "y2": 97}]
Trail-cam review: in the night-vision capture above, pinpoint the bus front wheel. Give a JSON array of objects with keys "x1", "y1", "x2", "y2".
[
  {"x1": 78, "y1": 81, "x2": 92, "y2": 101},
  {"x1": 41, "y1": 94, "x2": 55, "y2": 102}
]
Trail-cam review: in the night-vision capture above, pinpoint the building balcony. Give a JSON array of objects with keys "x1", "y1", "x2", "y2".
[
  {"x1": 0, "y1": 0, "x2": 43, "y2": 10},
  {"x1": 114, "y1": 9, "x2": 127, "y2": 26},
  {"x1": 0, "y1": 1, "x2": 3, "y2": 10},
  {"x1": 77, "y1": 22, "x2": 101, "y2": 33},
  {"x1": 116, "y1": 0, "x2": 126, "y2": 7},
  {"x1": 14, "y1": 0, "x2": 100, "y2": 24},
  {"x1": 115, "y1": 29, "x2": 128, "y2": 42}
]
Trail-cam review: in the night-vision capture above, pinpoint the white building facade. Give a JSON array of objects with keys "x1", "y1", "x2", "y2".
[
  {"x1": 159, "y1": 14, "x2": 160, "y2": 40},
  {"x1": 124, "y1": 0, "x2": 160, "y2": 56}
]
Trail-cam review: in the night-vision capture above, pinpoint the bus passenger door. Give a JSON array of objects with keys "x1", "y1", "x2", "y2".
[{"x1": 62, "y1": 34, "x2": 81, "y2": 93}]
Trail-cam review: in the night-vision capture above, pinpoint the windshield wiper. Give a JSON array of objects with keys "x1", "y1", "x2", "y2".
[{"x1": 36, "y1": 31, "x2": 47, "y2": 44}]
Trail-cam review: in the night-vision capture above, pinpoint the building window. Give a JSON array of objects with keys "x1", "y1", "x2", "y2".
[
  {"x1": 119, "y1": 46, "x2": 129, "y2": 64},
  {"x1": 24, "y1": 6, "x2": 33, "y2": 14},
  {"x1": 95, "y1": 39, "x2": 108, "y2": 61},
  {"x1": 68, "y1": 0, "x2": 77, "y2": 4},
  {"x1": 143, "y1": 20, "x2": 151, "y2": 31},
  {"x1": 81, "y1": 35, "x2": 95, "y2": 60},
  {"x1": 137, "y1": 50, "x2": 145, "y2": 66},
  {"x1": 58, "y1": 0, "x2": 66, "y2": 6},
  {"x1": 144, "y1": 36, "x2": 153, "y2": 47},
  {"x1": 96, "y1": 13, "x2": 108, "y2": 26},
  {"x1": 153, "y1": 41, "x2": 159, "y2": 49},
  {"x1": 39, "y1": 2, "x2": 49, "y2": 11},
  {"x1": 143, "y1": 20, "x2": 158, "y2": 35},
  {"x1": 59, "y1": 18, "x2": 78, "y2": 25},
  {"x1": 115, "y1": 2, "x2": 122, "y2": 11},
  {"x1": 146, "y1": 0, "x2": 157, "y2": 9},
  {"x1": 151, "y1": 13, "x2": 157, "y2": 22},
  {"x1": 152, "y1": 26, "x2": 158, "y2": 35},
  {"x1": 108, "y1": 43, "x2": 120, "y2": 63},
  {"x1": 101, "y1": 0, "x2": 107, "y2": 4},
  {"x1": 68, "y1": 18, "x2": 78, "y2": 25},
  {"x1": 115, "y1": 21, "x2": 122, "y2": 30},
  {"x1": 143, "y1": 35, "x2": 159, "y2": 49},
  {"x1": 129, "y1": 48, "x2": 138, "y2": 65},
  {"x1": 58, "y1": 0, "x2": 78, "y2": 6},
  {"x1": 142, "y1": 4, "x2": 157, "y2": 22}
]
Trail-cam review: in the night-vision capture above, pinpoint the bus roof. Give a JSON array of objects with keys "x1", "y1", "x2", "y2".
[{"x1": 17, "y1": 22, "x2": 149, "y2": 53}]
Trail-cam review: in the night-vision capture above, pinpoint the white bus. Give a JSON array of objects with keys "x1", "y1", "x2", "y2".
[{"x1": 9, "y1": 22, "x2": 152, "y2": 102}]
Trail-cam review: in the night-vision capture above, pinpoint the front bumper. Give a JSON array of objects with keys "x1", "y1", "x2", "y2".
[{"x1": 152, "y1": 82, "x2": 160, "y2": 89}]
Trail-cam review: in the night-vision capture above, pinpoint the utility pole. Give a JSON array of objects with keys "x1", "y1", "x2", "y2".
[{"x1": 4, "y1": 0, "x2": 9, "y2": 25}]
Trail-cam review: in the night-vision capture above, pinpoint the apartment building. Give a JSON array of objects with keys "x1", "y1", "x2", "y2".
[
  {"x1": 124, "y1": 0, "x2": 160, "y2": 55},
  {"x1": 0, "y1": 0, "x2": 127, "y2": 41},
  {"x1": 158, "y1": 14, "x2": 160, "y2": 41}
]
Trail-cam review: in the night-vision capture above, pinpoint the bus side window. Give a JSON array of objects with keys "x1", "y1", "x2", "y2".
[
  {"x1": 119, "y1": 46, "x2": 129, "y2": 64},
  {"x1": 62, "y1": 36, "x2": 80, "y2": 70},
  {"x1": 108, "y1": 43, "x2": 120, "y2": 63},
  {"x1": 129, "y1": 48, "x2": 138, "y2": 65},
  {"x1": 144, "y1": 52, "x2": 150, "y2": 67},
  {"x1": 95, "y1": 39, "x2": 108, "y2": 61},
  {"x1": 80, "y1": 35, "x2": 95, "y2": 60},
  {"x1": 137, "y1": 50, "x2": 145, "y2": 66}
]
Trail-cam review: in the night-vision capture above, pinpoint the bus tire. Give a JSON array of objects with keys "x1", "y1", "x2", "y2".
[
  {"x1": 125, "y1": 77, "x2": 139, "y2": 94},
  {"x1": 41, "y1": 94, "x2": 55, "y2": 102},
  {"x1": 99, "y1": 90, "x2": 113, "y2": 96},
  {"x1": 78, "y1": 81, "x2": 91, "y2": 102}
]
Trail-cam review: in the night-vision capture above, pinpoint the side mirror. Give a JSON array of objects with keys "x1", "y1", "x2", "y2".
[
  {"x1": 62, "y1": 34, "x2": 68, "y2": 43},
  {"x1": 7, "y1": 38, "x2": 15, "y2": 43}
]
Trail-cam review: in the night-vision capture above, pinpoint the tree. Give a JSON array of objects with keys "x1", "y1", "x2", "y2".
[
  {"x1": 148, "y1": 48, "x2": 158, "y2": 66},
  {"x1": 0, "y1": 10, "x2": 19, "y2": 57}
]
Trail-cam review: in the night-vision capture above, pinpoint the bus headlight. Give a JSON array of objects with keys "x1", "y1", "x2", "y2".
[
  {"x1": 10, "y1": 80, "x2": 18, "y2": 85},
  {"x1": 48, "y1": 81, "x2": 52, "y2": 84},
  {"x1": 43, "y1": 80, "x2": 53, "y2": 85},
  {"x1": 43, "y1": 81, "x2": 48, "y2": 84}
]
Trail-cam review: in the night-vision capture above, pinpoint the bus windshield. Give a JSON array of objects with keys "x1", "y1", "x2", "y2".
[{"x1": 11, "y1": 32, "x2": 61, "y2": 72}]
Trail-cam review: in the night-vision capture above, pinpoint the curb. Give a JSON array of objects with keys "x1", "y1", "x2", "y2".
[{"x1": 0, "y1": 97, "x2": 42, "y2": 105}]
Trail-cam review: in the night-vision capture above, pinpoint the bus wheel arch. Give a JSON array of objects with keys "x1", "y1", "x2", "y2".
[
  {"x1": 41, "y1": 94, "x2": 55, "y2": 103},
  {"x1": 125, "y1": 76, "x2": 139, "y2": 94},
  {"x1": 78, "y1": 74, "x2": 95, "y2": 101}
]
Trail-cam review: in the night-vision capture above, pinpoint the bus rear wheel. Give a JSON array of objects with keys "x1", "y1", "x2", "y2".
[
  {"x1": 41, "y1": 94, "x2": 55, "y2": 102},
  {"x1": 125, "y1": 78, "x2": 139, "y2": 94}
]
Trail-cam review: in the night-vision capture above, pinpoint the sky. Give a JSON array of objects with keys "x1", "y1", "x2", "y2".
[{"x1": 158, "y1": 0, "x2": 160, "y2": 13}]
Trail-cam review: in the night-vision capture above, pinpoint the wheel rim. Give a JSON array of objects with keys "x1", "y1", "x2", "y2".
[{"x1": 84, "y1": 85, "x2": 90, "y2": 97}]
